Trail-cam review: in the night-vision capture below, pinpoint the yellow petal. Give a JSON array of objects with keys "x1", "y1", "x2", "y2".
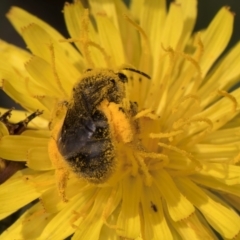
[
  {"x1": 0, "y1": 40, "x2": 31, "y2": 71},
  {"x1": 0, "y1": 169, "x2": 40, "y2": 219},
  {"x1": 221, "y1": 194, "x2": 240, "y2": 212},
  {"x1": 199, "y1": 7, "x2": 234, "y2": 77},
  {"x1": 117, "y1": 174, "x2": 142, "y2": 238},
  {"x1": 26, "y1": 147, "x2": 53, "y2": 170},
  {"x1": 2, "y1": 79, "x2": 51, "y2": 118},
  {"x1": 7, "y1": 6, "x2": 84, "y2": 71},
  {"x1": 168, "y1": 213, "x2": 218, "y2": 240},
  {"x1": 201, "y1": 126, "x2": 240, "y2": 144},
  {"x1": 140, "y1": 0, "x2": 166, "y2": 70},
  {"x1": 72, "y1": 188, "x2": 113, "y2": 240},
  {"x1": 176, "y1": 177, "x2": 240, "y2": 239},
  {"x1": 200, "y1": 42, "x2": 240, "y2": 107},
  {"x1": 197, "y1": 163, "x2": 240, "y2": 185},
  {"x1": 113, "y1": 0, "x2": 141, "y2": 67},
  {"x1": 63, "y1": 1, "x2": 105, "y2": 68},
  {"x1": 153, "y1": 170, "x2": 195, "y2": 221},
  {"x1": 89, "y1": 0, "x2": 120, "y2": 29},
  {"x1": 192, "y1": 143, "x2": 239, "y2": 160},
  {"x1": 191, "y1": 174, "x2": 240, "y2": 197},
  {"x1": 99, "y1": 185, "x2": 122, "y2": 239},
  {"x1": 0, "y1": 135, "x2": 48, "y2": 160},
  {"x1": 0, "y1": 41, "x2": 51, "y2": 116},
  {"x1": 130, "y1": 0, "x2": 145, "y2": 21},
  {"x1": 21, "y1": 23, "x2": 80, "y2": 95},
  {"x1": 176, "y1": 0, "x2": 197, "y2": 50},
  {"x1": 0, "y1": 122, "x2": 9, "y2": 136},
  {"x1": 99, "y1": 204, "x2": 121, "y2": 240},
  {"x1": 41, "y1": 178, "x2": 86, "y2": 214},
  {"x1": 141, "y1": 183, "x2": 173, "y2": 240},
  {"x1": 198, "y1": 88, "x2": 240, "y2": 132},
  {"x1": 0, "y1": 202, "x2": 54, "y2": 240},
  {"x1": 40, "y1": 188, "x2": 96, "y2": 239},
  {"x1": 161, "y1": 3, "x2": 183, "y2": 50},
  {"x1": 25, "y1": 56, "x2": 65, "y2": 97},
  {"x1": 21, "y1": 129, "x2": 50, "y2": 138},
  {"x1": 95, "y1": 14, "x2": 125, "y2": 67}
]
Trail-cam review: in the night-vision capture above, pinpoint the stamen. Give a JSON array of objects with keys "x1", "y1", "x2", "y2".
[
  {"x1": 172, "y1": 94, "x2": 200, "y2": 113},
  {"x1": 158, "y1": 142, "x2": 201, "y2": 167},
  {"x1": 218, "y1": 90, "x2": 238, "y2": 112},
  {"x1": 60, "y1": 38, "x2": 112, "y2": 68},
  {"x1": 49, "y1": 43, "x2": 68, "y2": 97},
  {"x1": 194, "y1": 32, "x2": 204, "y2": 61},
  {"x1": 136, "y1": 151, "x2": 169, "y2": 170},
  {"x1": 173, "y1": 117, "x2": 213, "y2": 132},
  {"x1": 163, "y1": 48, "x2": 202, "y2": 115},
  {"x1": 175, "y1": 51, "x2": 201, "y2": 75},
  {"x1": 153, "y1": 46, "x2": 175, "y2": 113},
  {"x1": 133, "y1": 109, "x2": 159, "y2": 120},
  {"x1": 22, "y1": 174, "x2": 55, "y2": 190},
  {"x1": 127, "y1": 150, "x2": 138, "y2": 176},
  {"x1": 70, "y1": 190, "x2": 98, "y2": 228},
  {"x1": 22, "y1": 209, "x2": 46, "y2": 224},
  {"x1": 137, "y1": 151, "x2": 169, "y2": 162},
  {"x1": 167, "y1": 57, "x2": 202, "y2": 117},
  {"x1": 80, "y1": 9, "x2": 95, "y2": 68},
  {"x1": 101, "y1": 188, "x2": 119, "y2": 230},
  {"x1": 135, "y1": 154, "x2": 153, "y2": 186},
  {"x1": 150, "y1": 130, "x2": 184, "y2": 140},
  {"x1": 173, "y1": 117, "x2": 213, "y2": 147},
  {"x1": 87, "y1": 41, "x2": 112, "y2": 68},
  {"x1": 123, "y1": 14, "x2": 151, "y2": 72}
]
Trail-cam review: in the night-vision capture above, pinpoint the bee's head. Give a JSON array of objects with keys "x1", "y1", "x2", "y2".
[{"x1": 72, "y1": 69, "x2": 128, "y2": 112}]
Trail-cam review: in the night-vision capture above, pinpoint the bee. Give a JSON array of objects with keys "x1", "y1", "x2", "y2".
[{"x1": 53, "y1": 68, "x2": 150, "y2": 187}]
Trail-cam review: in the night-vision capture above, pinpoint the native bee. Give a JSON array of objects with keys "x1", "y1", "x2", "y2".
[{"x1": 56, "y1": 68, "x2": 150, "y2": 184}]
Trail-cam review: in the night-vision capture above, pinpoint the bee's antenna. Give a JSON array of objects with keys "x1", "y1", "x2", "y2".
[{"x1": 122, "y1": 68, "x2": 151, "y2": 80}]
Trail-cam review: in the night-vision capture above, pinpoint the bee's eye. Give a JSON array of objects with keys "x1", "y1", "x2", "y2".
[{"x1": 117, "y1": 73, "x2": 128, "y2": 83}]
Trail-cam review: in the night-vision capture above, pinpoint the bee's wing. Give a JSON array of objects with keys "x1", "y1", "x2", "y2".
[{"x1": 57, "y1": 124, "x2": 94, "y2": 159}]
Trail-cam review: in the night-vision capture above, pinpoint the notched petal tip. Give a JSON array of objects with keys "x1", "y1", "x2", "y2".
[
  {"x1": 96, "y1": 11, "x2": 108, "y2": 17},
  {"x1": 21, "y1": 22, "x2": 38, "y2": 34},
  {"x1": 5, "y1": 6, "x2": 17, "y2": 18},
  {"x1": 24, "y1": 55, "x2": 35, "y2": 68},
  {"x1": 224, "y1": 6, "x2": 235, "y2": 16}
]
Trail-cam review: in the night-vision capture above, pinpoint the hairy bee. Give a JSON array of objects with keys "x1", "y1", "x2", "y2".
[{"x1": 56, "y1": 68, "x2": 150, "y2": 184}]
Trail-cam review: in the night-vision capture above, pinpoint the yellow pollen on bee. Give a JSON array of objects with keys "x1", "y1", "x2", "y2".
[{"x1": 98, "y1": 100, "x2": 133, "y2": 143}]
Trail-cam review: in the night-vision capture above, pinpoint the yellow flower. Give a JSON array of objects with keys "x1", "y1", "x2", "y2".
[{"x1": 1, "y1": 0, "x2": 240, "y2": 239}]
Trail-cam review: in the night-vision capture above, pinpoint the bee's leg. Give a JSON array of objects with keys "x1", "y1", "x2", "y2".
[
  {"x1": 48, "y1": 122, "x2": 70, "y2": 202},
  {"x1": 56, "y1": 167, "x2": 69, "y2": 202}
]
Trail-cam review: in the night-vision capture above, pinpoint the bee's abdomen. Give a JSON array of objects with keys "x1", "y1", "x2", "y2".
[
  {"x1": 67, "y1": 138, "x2": 115, "y2": 183},
  {"x1": 61, "y1": 109, "x2": 116, "y2": 182}
]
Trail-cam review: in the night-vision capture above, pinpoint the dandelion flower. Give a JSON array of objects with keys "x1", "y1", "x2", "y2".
[{"x1": 1, "y1": 0, "x2": 240, "y2": 239}]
